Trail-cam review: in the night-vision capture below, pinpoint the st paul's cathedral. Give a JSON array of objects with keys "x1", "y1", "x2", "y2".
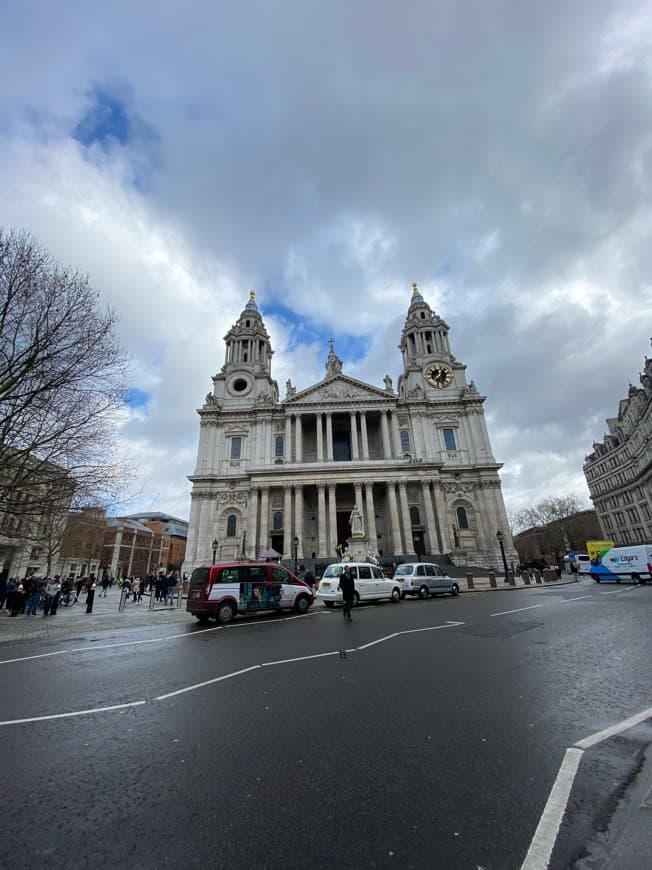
[{"x1": 183, "y1": 285, "x2": 515, "y2": 572}]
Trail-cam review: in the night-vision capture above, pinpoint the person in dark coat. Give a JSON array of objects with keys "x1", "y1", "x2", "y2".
[
  {"x1": 8, "y1": 583, "x2": 25, "y2": 617},
  {"x1": 338, "y1": 565, "x2": 356, "y2": 622}
]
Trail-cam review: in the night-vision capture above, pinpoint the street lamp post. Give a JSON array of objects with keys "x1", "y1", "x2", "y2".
[
  {"x1": 212, "y1": 538, "x2": 219, "y2": 565},
  {"x1": 293, "y1": 535, "x2": 299, "y2": 574},
  {"x1": 496, "y1": 530, "x2": 509, "y2": 582}
]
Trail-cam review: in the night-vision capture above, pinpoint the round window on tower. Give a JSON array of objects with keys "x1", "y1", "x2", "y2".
[{"x1": 228, "y1": 376, "x2": 251, "y2": 396}]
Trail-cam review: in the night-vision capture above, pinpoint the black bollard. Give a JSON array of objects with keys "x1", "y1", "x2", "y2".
[{"x1": 86, "y1": 581, "x2": 96, "y2": 614}]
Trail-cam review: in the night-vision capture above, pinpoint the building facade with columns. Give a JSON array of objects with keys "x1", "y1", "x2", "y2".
[{"x1": 184, "y1": 286, "x2": 515, "y2": 573}]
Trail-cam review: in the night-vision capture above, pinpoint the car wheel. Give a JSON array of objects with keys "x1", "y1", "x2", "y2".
[
  {"x1": 390, "y1": 587, "x2": 401, "y2": 603},
  {"x1": 324, "y1": 601, "x2": 334, "y2": 608},
  {"x1": 450, "y1": 583, "x2": 459, "y2": 597},
  {"x1": 418, "y1": 585, "x2": 429, "y2": 600},
  {"x1": 195, "y1": 614, "x2": 210, "y2": 624},
  {"x1": 294, "y1": 594, "x2": 310, "y2": 614},
  {"x1": 354, "y1": 591, "x2": 360, "y2": 605},
  {"x1": 216, "y1": 600, "x2": 236, "y2": 625}
]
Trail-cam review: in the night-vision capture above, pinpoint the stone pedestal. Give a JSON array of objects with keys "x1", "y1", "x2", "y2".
[{"x1": 342, "y1": 535, "x2": 377, "y2": 563}]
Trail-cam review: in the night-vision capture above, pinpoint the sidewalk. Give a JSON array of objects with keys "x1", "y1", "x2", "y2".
[
  {"x1": 0, "y1": 589, "x2": 191, "y2": 643},
  {"x1": 0, "y1": 574, "x2": 579, "y2": 644}
]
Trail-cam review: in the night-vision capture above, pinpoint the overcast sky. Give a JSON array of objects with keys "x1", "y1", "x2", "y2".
[{"x1": 2, "y1": 0, "x2": 651, "y2": 522}]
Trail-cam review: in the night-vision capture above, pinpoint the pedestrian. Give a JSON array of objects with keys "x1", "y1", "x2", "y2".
[
  {"x1": 8, "y1": 583, "x2": 25, "y2": 617},
  {"x1": 43, "y1": 577, "x2": 60, "y2": 616},
  {"x1": 297, "y1": 564, "x2": 306, "y2": 581},
  {"x1": 100, "y1": 573, "x2": 110, "y2": 597},
  {"x1": 338, "y1": 565, "x2": 356, "y2": 622},
  {"x1": 166, "y1": 572, "x2": 178, "y2": 605},
  {"x1": 131, "y1": 577, "x2": 138, "y2": 602},
  {"x1": 137, "y1": 577, "x2": 145, "y2": 602},
  {"x1": 24, "y1": 576, "x2": 41, "y2": 616},
  {"x1": 159, "y1": 572, "x2": 168, "y2": 604},
  {"x1": 74, "y1": 576, "x2": 84, "y2": 603},
  {"x1": 304, "y1": 567, "x2": 315, "y2": 591},
  {"x1": 50, "y1": 576, "x2": 62, "y2": 615}
]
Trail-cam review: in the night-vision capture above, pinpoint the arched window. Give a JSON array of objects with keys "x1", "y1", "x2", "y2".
[
  {"x1": 274, "y1": 435, "x2": 284, "y2": 457},
  {"x1": 456, "y1": 506, "x2": 469, "y2": 529},
  {"x1": 226, "y1": 514, "x2": 237, "y2": 537},
  {"x1": 409, "y1": 506, "x2": 421, "y2": 526},
  {"x1": 272, "y1": 511, "x2": 283, "y2": 530}
]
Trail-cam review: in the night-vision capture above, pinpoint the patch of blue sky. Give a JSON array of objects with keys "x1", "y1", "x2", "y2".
[
  {"x1": 261, "y1": 299, "x2": 368, "y2": 363},
  {"x1": 124, "y1": 388, "x2": 150, "y2": 410},
  {"x1": 73, "y1": 88, "x2": 131, "y2": 147}
]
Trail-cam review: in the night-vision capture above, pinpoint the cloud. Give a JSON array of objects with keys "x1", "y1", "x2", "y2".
[{"x1": 1, "y1": 0, "x2": 651, "y2": 520}]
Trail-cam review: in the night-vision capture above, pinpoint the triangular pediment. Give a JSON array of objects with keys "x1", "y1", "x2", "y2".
[{"x1": 286, "y1": 375, "x2": 393, "y2": 405}]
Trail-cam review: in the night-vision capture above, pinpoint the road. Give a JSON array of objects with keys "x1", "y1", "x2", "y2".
[{"x1": 1, "y1": 578, "x2": 651, "y2": 870}]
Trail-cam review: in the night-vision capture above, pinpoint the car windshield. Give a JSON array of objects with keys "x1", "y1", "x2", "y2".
[
  {"x1": 322, "y1": 565, "x2": 343, "y2": 578},
  {"x1": 393, "y1": 565, "x2": 413, "y2": 575},
  {"x1": 190, "y1": 567, "x2": 209, "y2": 587}
]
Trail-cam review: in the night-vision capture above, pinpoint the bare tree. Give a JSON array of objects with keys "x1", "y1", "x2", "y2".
[
  {"x1": 514, "y1": 495, "x2": 585, "y2": 565},
  {"x1": 0, "y1": 229, "x2": 133, "y2": 520}
]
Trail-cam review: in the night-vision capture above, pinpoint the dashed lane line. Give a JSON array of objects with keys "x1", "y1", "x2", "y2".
[
  {"x1": 491, "y1": 605, "x2": 544, "y2": 617},
  {"x1": 155, "y1": 665, "x2": 262, "y2": 701},
  {"x1": 0, "y1": 700, "x2": 146, "y2": 727},
  {"x1": 559, "y1": 595, "x2": 593, "y2": 603}
]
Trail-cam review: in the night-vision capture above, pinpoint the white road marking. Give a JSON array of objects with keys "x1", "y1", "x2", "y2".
[
  {"x1": 559, "y1": 595, "x2": 592, "y2": 603},
  {"x1": 0, "y1": 700, "x2": 146, "y2": 728},
  {"x1": 601, "y1": 590, "x2": 625, "y2": 595},
  {"x1": 400, "y1": 623, "x2": 464, "y2": 635},
  {"x1": 491, "y1": 605, "x2": 544, "y2": 617},
  {"x1": 155, "y1": 665, "x2": 261, "y2": 700},
  {"x1": 520, "y1": 748, "x2": 583, "y2": 870},
  {"x1": 522, "y1": 705, "x2": 652, "y2": 867},
  {"x1": 261, "y1": 651, "x2": 340, "y2": 666},
  {"x1": 575, "y1": 706, "x2": 652, "y2": 750},
  {"x1": 357, "y1": 632, "x2": 400, "y2": 650},
  {"x1": 0, "y1": 650, "x2": 68, "y2": 666},
  {"x1": 69, "y1": 637, "x2": 164, "y2": 652}
]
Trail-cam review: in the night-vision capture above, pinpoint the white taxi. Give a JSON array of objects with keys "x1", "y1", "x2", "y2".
[{"x1": 316, "y1": 562, "x2": 402, "y2": 607}]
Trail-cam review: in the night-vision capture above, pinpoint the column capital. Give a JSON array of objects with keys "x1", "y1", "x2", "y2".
[{"x1": 316, "y1": 481, "x2": 327, "y2": 490}]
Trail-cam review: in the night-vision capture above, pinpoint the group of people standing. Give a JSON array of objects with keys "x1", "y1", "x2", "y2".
[
  {"x1": 117, "y1": 571, "x2": 182, "y2": 605},
  {"x1": 0, "y1": 574, "x2": 98, "y2": 617}
]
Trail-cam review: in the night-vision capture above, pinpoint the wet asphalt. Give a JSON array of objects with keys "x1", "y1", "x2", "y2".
[{"x1": 1, "y1": 578, "x2": 651, "y2": 870}]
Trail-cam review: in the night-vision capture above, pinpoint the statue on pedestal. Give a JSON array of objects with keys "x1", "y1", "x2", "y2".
[{"x1": 349, "y1": 504, "x2": 364, "y2": 537}]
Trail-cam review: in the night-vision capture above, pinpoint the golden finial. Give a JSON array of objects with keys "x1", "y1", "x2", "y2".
[
  {"x1": 412, "y1": 282, "x2": 419, "y2": 295},
  {"x1": 249, "y1": 289, "x2": 256, "y2": 301}
]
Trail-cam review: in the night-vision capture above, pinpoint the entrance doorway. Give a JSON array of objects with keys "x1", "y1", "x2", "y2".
[
  {"x1": 336, "y1": 512, "x2": 350, "y2": 553},
  {"x1": 270, "y1": 534, "x2": 283, "y2": 557}
]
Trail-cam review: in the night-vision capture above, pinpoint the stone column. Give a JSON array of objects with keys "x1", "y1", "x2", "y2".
[
  {"x1": 328, "y1": 483, "x2": 338, "y2": 557},
  {"x1": 285, "y1": 416, "x2": 292, "y2": 463},
  {"x1": 432, "y1": 484, "x2": 450, "y2": 552},
  {"x1": 283, "y1": 485, "x2": 293, "y2": 557},
  {"x1": 187, "y1": 494, "x2": 202, "y2": 563},
  {"x1": 380, "y1": 411, "x2": 391, "y2": 457},
  {"x1": 421, "y1": 481, "x2": 439, "y2": 553},
  {"x1": 259, "y1": 487, "x2": 270, "y2": 553},
  {"x1": 247, "y1": 486, "x2": 259, "y2": 558},
  {"x1": 294, "y1": 485, "x2": 304, "y2": 559},
  {"x1": 364, "y1": 482, "x2": 377, "y2": 552},
  {"x1": 350, "y1": 412, "x2": 359, "y2": 460},
  {"x1": 316, "y1": 413, "x2": 324, "y2": 462},
  {"x1": 398, "y1": 480, "x2": 413, "y2": 555},
  {"x1": 390, "y1": 411, "x2": 401, "y2": 457},
  {"x1": 317, "y1": 484, "x2": 327, "y2": 556},
  {"x1": 353, "y1": 482, "x2": 364, "y2": 525},
  {"x1": 360, "y1": 412, "x2": 370, "y2": 459},
  {"x1": 387, "y1": 482, "x2": 403, "y2": 555},
  {"x1": 326, "y1": 413, "x2": 334, "y2": 461},
  {"x1": 295, "y1": 415, "x2": 303, "y2": 463}
]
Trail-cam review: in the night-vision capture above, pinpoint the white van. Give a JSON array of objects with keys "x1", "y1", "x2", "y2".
[
  {"x1": 589, "y1": 545, "x2": 652, "y2": 584},
  {"x1": 575, "y1": 554, "x2": 591, "y2": 575},
  {"x1": 393, "y1": 563, "x2": 460, "y2": 598},
  {"x1": 316, "y1": 563, "x2": 402, "y2": 606}
]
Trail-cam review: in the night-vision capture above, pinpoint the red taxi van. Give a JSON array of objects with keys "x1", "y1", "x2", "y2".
[{"x1": 187, "y1": 562, "x2": 314, "y2": 624}]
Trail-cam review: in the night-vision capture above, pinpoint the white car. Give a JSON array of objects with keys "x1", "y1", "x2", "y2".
[
  {"x1": 316, "y1": 562, "x2": 402, "y2": 607},
  {"x1": 393, "y1": 562, "x2": 460, "y2": 599}
]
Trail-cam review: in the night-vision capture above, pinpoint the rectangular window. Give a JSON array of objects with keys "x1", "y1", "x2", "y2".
[
  {"x1": 230, "y1": 437, "x2": 242, "y2": 459},
  {"x1": 400, "y1": 430, "x2": 411, "y2": 452},
  {"x1": 443, "y1": 428, "x2": 457, "y2": 451}
]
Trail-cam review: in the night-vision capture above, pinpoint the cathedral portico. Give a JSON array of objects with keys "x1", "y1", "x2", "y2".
[{"x1": 184, "y1": 286, "x2": 516, "y2": 574}]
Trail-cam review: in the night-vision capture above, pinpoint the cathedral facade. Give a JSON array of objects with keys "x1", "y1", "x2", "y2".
[{"x1": 184, "y1": 286, "x2": 515, "y2": 572}]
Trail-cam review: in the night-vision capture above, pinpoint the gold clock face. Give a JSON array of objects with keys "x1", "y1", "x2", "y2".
[{"x1": 425, "y1": 364, "x2": 453, "y2": 388}]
